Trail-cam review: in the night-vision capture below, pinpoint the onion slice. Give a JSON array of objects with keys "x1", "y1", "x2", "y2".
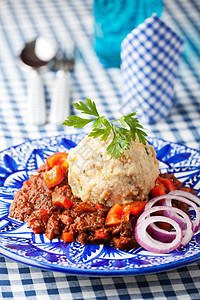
[
  {"x1": 169, "y1": 190, "x2": 200, "y2": 233},
  {"x1": 144, "y1": 194, "x2": 187, "y2": 230},
  {"x1": 164, "y1": 194, "x2": 200, "y2": 233},
  {"x1": 135, "y1": 215, "x2": 183, "y2": 254},
  {"x1": 137, "y1": 206, "x2": 193, "y2": 247},
  {"x1": 144, "y1": 192, "x2": 200, "y2": 232},
  {"x1": 169, "y1": 190, "x2": 200, "y2": 206},
  {"x1": 135, "y1": 190, "x2": 199, "y2": 253}
]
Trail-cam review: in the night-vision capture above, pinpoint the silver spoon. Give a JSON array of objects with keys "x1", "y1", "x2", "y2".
[{"x1": 20, "y1": 37, "x2": 56, "y2": 125}]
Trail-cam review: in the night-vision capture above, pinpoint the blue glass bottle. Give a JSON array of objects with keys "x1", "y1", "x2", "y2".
[{"x1": 94, "y1": 0, "x2": 163, "y2": 68}]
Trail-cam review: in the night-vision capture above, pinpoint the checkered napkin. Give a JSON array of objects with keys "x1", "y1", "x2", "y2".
[{"x1": 121, "y1": 13, "x2": 184, "y2": 124}]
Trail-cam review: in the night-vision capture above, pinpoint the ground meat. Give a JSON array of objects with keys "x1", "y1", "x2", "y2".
[
  {"x1": 120, "y1": 221, "x2": 133, "y2": 237},
  {"x1": 45, "y1": 214, "x2": 62, "y2": 239},
  {"x1": 72, "y1": 215, "x2": 105, "y2": 233},
  {"x1": 9, "y1": 167, "x2": 196, "y2": 251},
  {"x1": 113, "y1": 237, "x2": 137, "y2": 251}
]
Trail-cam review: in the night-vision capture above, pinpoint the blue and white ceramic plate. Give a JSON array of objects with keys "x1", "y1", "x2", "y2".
[{"x1": 0, "y1": 134, "x2": 199, "y2": 276}]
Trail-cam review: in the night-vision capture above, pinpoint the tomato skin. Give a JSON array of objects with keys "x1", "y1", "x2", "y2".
[
  {"x1": 105, "y1": 204, "x2": 123, "y2": 226},
  {"x1": 74, "y1": 202, "x2": 97, "y2": 214},
  {"x1": 150, "y1": 176, "x2": 177, "y2": 198},
  {"x1": 156, "y1": 176, "x2": 177, "y2": 193},
  {"x1": 52, "y1": 193, "x2": 73, "y2": 209},
  {"x1": 44, "y1": 165, "x2": 64, "y2": 189},
  {"x1": 46, "y1": 152, "x2": 69, "y2": 170},
  {"x1": 125, "y1": 200, "x2": 148, "y2": 215},
  {"x1": 61, "y1": 231, "x2": 75, "y2": 243},
  {"x1": 105, "y1": 200, "x2": 148, "y2": 226},
  {"x1": 150, "y1": 183, "x2": 166, "y2": 198}
]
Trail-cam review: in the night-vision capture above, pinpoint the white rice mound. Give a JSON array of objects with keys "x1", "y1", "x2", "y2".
[{"x1": 67, "y1": 135, "x2": 159, "y2": 206}]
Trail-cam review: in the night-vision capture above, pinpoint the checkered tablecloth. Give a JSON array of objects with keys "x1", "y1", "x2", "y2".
[{"x1": 0, "y1": 0, "x2": 200, "y2": 299}]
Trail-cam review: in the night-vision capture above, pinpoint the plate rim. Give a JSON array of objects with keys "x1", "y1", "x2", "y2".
[
  {"x1": 0, "y1": 133, "x2": 199, "y2": 276},
  {"x1": 0, "y1": 242, "x2": 199, "y2": 276}
]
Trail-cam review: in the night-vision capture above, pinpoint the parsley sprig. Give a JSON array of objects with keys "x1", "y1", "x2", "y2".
[{"x1": 63, "y1": 98, "x2": 148, "y2": 158}]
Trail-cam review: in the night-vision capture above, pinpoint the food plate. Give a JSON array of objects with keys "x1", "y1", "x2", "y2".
[{"x1": 0, "y1": 134, "x2": 199, "y2": 276}]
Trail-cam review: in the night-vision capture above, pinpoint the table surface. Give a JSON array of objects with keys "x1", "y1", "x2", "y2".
[{"x1": 0, "y1": 0, "x2": 200, "y2": 299}]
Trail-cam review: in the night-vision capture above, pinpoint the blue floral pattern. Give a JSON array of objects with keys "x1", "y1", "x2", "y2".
[{"x1": 0, "y1": 134, "x2": 199, "y2": 276}]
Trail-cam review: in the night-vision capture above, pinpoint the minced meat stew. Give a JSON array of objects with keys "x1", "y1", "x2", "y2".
[{"x1": 9, "y1": 162, "x2": 194, "y2": 251}]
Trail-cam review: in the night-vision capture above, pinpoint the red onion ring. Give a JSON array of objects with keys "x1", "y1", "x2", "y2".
[
  {"x1": 135, "y1": 215, "x2": 183, "y2": 254},
  {"x1": 144, "y1": 194, "x2": 187, "y2": 229},
  {"x1": 169, "y1": 190, "x2": 200, "y2": 206},
  {"x1": 169, "y1": 190, "x2": 200, "y2": 232},
  {"x1": 137, "y1": 206, "x2": 193, "y2": 247},
  {"x1": 144, "y1": 192, "x2": 200, "y2": 232},
  {"x1": 163, "y1": 194, "x2": 200, "y2": 233},
  {"x1": 135, "y1": 189, "x2": 199, "y2": 253}
]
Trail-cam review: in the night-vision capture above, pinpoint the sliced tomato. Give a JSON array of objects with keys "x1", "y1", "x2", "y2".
[
  {"x1": 156, "y1": 176, "x2": 177, "y2": 193},
  {"x1": 95, "y1": 228, "x2": 110, "y2": 240},
  {"x1": 46, "y1": 152, "x2": 69, "y2": 170},
  {"x1": 52, "y1": 193, "x2": 73, "y2": 209},
  {"x1": 125, "y1": 200, "x2": 148, "y2": 215},
  {"x1": 44, "y1": 165, "x2": 64, "y2": 189},
  {"x1": 105, "y1": 204, "x2": 123, "y2": 226},
  {"x1": 61, "y1": 231, "x2": 75, "y2": 243},
  {"x1": 150, "y1": 183, "x2": 166, "y2": 198}
]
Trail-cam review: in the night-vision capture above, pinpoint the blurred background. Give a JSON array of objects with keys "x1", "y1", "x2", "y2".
[{"x1": 0, "y1": 0, "x2": 199, "y2": 150}]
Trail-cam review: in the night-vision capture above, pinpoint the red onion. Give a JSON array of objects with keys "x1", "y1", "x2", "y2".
[
  {"x1": 144, "y1": 195, "x2": 168, "y2": 211},
  {"x1": 169, "y1": 190, "x2": 200, "y2": 206},
  {"x1": 137, "y1": 206, "x2": 193, "y2": 247},
  {"x1": 135, "y1": 190, "x2": 199, "y2": 253},
  {"x1": 144, "y1": 194, "x2": 187, "y2": 229},
  {"x1": 163, "y1": 194, "x2": 200, "y2": 233},
  {"x1": 144, "y1": 192, "x2": 200, "y2": 232},
  {"x1": 135, "y1": 215, "x2": 183, "y2": 254},
  {"x1": 169, "y1": 190, "x2": 200, "y2": 232}
]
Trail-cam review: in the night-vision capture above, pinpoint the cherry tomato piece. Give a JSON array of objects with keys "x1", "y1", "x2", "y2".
[
  {"x1": 105, "y1": 204, "x2": 123, "y2": 226},
  {"x1": 52, "y1": 193, "x2": 73, "y2": 209},
  {"x1": 46, "y1": 152, "x2": 69, "y2": 170},
  {"x1": 156, "y1": 176, "x2": 177, "y2": 193},
  {"x1": 150, "y1": 183, "x2": 166, "y2": 198},
  {"x1": 44, "y1": 165, "x2": 64, "y2": 189},
  {"x1": 125, "y1": 200, "x2": 148, "y2": 215}
]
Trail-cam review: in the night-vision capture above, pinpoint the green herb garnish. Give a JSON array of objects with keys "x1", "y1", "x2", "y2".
[{"x1": 63, "y1": 98, "x2": 148, "y2": 158}]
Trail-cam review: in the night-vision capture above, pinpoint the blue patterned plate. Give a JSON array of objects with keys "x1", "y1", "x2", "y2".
[{"x1": 0, "y1": 134, "x2": 199, "y2": 276}]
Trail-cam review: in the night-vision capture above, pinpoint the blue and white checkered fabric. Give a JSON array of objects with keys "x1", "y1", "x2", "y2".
[
  {"x1": 121, "y1": 14, "x2": 184, "y2": 124},
  {"x1": 0, "y1": 0, "x2": 200, "y2": 299}
]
